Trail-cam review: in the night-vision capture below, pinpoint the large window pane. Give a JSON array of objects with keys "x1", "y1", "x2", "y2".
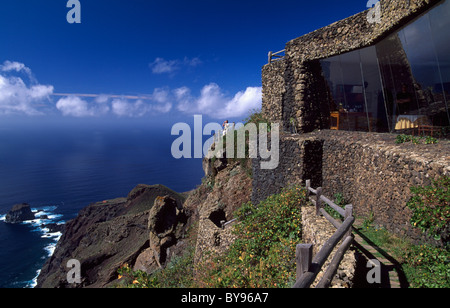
[
  {"x1": 399, "y1": 14, "x2": 439, "y2": 113},
  {"x1": 320, "y1": 0, "x2": 450, "y2": 134},
  {"x1": 321, "y1": 50, "x2": 372, "y2": 132},
  {"x1": 360, "y1": 46, "x2": 389, "y2": 132},
  {"x1": 376, "y1": 33, "x2": 418, "y2": 131},
  {"x1": 429, "y1": 0, "x2": 450, "y2": 125}
]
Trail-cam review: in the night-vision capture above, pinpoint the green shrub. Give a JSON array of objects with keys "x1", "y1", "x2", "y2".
[
  {"x1": 197, "y1": 186, "x2": 307, "y2": 288},
  {"x1": 395, "y1": 134, "x2": 439, "y2": 145},
  {"x1": 243, "y1": 108, "x2": 271, "y2": 132},
  {"x1": 116, "y1": 245, "x2": 195, "y2": 288},
  {"x1": 404, "y1": 245, "x2": 450, "y2": 288},
  {"x1": 407, "y1": 176, "x2": 450, "y2": 242}
]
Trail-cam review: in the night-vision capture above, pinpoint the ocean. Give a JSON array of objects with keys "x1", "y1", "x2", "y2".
[{"x1": 0, "y1": 117, "x2": 205, "y2": 288}]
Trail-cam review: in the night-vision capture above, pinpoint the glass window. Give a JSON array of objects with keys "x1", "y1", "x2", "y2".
[
  {"x1": 321, "y1": 51, "x2": 371, "y2": 132},
  {"x1": 376, "y1": 33, "x2": 419, "y2": 131},
  {"x1": 320, "y1": 0, "x2": 450, "y2": 134},
  {"x1": 360, "y1": 46, "x2": 389, "y2": 132},
  {"x1": 428, "y1": 0, "x2": 450, "y2": 126}
]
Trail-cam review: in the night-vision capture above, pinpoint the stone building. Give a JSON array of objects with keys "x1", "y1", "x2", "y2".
[
  {"x1": 256, "y1": 0, "x2": 450, "y2": 244},
  {"x1": 263, "y1": 0, "x2": 450, "y2": 135}
]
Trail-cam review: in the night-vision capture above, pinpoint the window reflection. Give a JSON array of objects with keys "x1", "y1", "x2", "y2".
[
  {"x1": 428, "y1": 0, "x2": 450, "y2": 126},
  {"x1": 320, "y1": 0, "x2": 450, "y2": 135}
]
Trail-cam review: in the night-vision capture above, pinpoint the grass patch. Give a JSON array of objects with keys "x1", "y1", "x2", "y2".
[
  {"x1": 196, "y1": 186, "x2": 307, "y2": 288},
  {"x1": 356, "y1": 221, "x2": 450, "y2": 288}
]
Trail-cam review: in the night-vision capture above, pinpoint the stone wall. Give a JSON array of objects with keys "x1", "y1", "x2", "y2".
[
  {"x1": 252, "y1": 134, "x2": 323, "y2": 205},
  {"x1": 262, "y1": 0, "x2": 441, "y2": 133},
  {"x1": 252, "y1": 130, "x2": 450, "y2": 244},
  {"x1": 320, "y1": 130, "x2": 449, "y2": 242},
  {"x1": 190, "y1": 159, "x2": 253, "y2": 267},
  {"x1": 262, "y1": 59, "x2": 286, "y2": 129}
]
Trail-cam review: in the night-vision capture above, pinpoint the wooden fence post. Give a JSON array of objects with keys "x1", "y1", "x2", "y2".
[
  {"x1": 305, "y1": 180, "x2": 311, "y2": 198},
  {"x1": 316, "y1": 187, "x2": 323, "y2": 216},
  {"x1": 296, "y1": 244, "x2": 313, "y2": 280},
  {"x1": 344, "y1": 204, "x2": 353, "y2": 238}
]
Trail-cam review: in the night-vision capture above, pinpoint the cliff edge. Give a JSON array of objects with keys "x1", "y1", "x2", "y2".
[{"x1": 35, "y1": 184, "x2": 187, "y2": 288}]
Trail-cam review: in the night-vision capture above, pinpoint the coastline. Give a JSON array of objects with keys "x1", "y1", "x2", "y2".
[{"x1": 0, "y1": 206, "x2": 65, "y2": 288}]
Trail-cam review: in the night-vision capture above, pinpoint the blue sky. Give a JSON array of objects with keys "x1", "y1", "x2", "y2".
[{"x1": 0, "y1": 0, "x2": 370, "y2": 124}]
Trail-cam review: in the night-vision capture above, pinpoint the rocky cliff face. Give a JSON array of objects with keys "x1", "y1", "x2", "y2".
[
  {"x1": 35, "y1": 154, "x2": 252, "y2": 288},
  {"x1": 35, "y1": 184, "x2": 188, "y2": 288}
]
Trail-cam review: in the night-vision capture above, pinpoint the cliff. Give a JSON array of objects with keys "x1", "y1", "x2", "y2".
[
  {"x1": 35, "y1": 156, "x2": 252, "y2": 288},
  {"x1": 35, "y1": 184, "x2": 189, "y2": 288}
]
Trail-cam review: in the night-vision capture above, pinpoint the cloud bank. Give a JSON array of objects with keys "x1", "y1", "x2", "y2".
[
  {"x1": 175, "y1": 83, "x2": 262, "y2": 119},
  {"x1": 54, "y1": 84, "x2": 261, "y2": 119},
  {"x1": 0, "y1": 60, "x2": 261, "y2": 119}
]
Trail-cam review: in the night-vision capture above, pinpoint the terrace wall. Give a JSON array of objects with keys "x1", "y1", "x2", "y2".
[{"x1": 252, "y1": 130, "x2": 450, "y2": 244}]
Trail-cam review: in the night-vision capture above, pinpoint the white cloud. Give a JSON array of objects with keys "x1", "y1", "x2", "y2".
[
  {"x1": 150, "y1": 58, "x2": 179, "y2": 74},
  {"x1": 56, "y1": 95, "x2": 112, "y2": 117},
  {"x1": 1, "y1": 61, "x2": 28, "y2": 73},
  {"x1": 183, "y1": 57, "x2": 202, "y2": 67},
  {"x1": 56, "y1": 96, "x2": 95, "y2": 117},
  {"x1": 95, "y1": 94, "x2": 109, "y2": 104},
  {"x1": 174, "y1": 83, "x2": 262, "y2": 119},
  {"x1": 174, "y1": 86, "x2": 192, "y2": 113},
  {"x1": 222, "y1": 87, "x2": 262, "y2": 118},
  {"x1": 111, "y1": 99, "x2": 151, "y2": 117},
  {"x1": 1, "y1": 60, "x2": 36, "y2": 83},
  {"x1": 0, "y1": 67, "x2": 54, "y2": 116},
  {"x1": 55, "y1": 90, "x2": 173, "y2": 118},
  {"x1": 149, "y1": 57, "x2": 202, "y2": 75}
]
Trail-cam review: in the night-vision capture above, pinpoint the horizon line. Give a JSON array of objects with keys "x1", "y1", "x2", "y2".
[{"x1": 52, "y1": 93, "x2": 153, "y2": 100}]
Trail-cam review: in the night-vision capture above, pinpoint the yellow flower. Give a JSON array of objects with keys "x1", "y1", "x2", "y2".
[{"x1": 132, "y1": 280, "x2": 140, "y2": 285}]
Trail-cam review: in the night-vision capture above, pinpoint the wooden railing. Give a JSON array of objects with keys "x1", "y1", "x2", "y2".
[
  {"x1": 293, "y1": 180, "x2": 355, "y2": 288},
  {"x1": 268, "y1": 50, "x2": 285, "y2": 64}
]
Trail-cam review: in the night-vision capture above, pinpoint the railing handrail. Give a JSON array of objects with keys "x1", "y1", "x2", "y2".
[
  {"x1": 293, "y1": 180, "x2": 355, "y2": 288},
  {"x1": 293, "y1": 216, "x2": 355, "y2": 288},
  {"x1": 268, "y1": 49, "x2": 285, "y2": 64}
]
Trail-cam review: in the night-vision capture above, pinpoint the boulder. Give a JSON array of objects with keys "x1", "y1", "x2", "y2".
[
  {"x1": 133, "y1": 195, "x2": 188, "y2": 274},
  {"x1": 5, "y1": 203, "x2": 35, "y2": 224}
]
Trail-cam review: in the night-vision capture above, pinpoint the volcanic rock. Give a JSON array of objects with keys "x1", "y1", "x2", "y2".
[{"x1": 5, "y1": 203, "x2": 35, "y2": 224}]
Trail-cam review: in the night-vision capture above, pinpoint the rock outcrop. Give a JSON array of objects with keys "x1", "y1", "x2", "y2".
[
  {"x1": 188, "y1": 156, "x2": 253, "y2": 266},
  {"x1": 35, "y1": 184, "x2": 187, "y2": 288},
  {"x1": 5, "y1": 203, "x2": 35, "y2": 224},
  {"x1": 133, "y1": 195, "x2": 188, "y2": 274}
]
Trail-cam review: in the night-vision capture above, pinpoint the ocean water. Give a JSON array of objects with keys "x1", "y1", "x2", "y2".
[{"x1": 0, "y1": 118, "x2": 205, "y2": 288}]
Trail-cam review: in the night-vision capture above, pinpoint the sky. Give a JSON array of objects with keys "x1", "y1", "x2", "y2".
[{"x1": 0, "y1": 0, "x2": 371, "y2": 125}]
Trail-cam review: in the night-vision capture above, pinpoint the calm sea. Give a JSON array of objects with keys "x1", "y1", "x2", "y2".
[{"x1": 0, "y1": 117, "x2": 205, "y2": 288}]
